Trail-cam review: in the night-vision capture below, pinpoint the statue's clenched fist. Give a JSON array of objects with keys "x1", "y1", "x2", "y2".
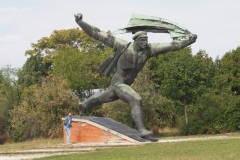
[
  {"x1": 189, "y1": 34, "x2": 197, "y2": 42},
  {"x1": 74, "y1": 13, "x2": 83, "y2": 22}
]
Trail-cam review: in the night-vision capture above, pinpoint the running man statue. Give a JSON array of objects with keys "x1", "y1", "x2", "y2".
[{"x1": 74, "y1": 13, "x2": 197, "y2": 141}]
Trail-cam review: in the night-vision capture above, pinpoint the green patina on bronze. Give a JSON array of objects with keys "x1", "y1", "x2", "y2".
[{"x1": 112, "y1": 14, "x2": 191, "y2": 40}]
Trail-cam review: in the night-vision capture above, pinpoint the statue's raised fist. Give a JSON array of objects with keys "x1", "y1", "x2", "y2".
[
  {"x1": 189, "y1": 34, "x2": 197, "y2": 42},
  {"x1": 74, "y1": 13, "x2": 83, "y2": 22}
]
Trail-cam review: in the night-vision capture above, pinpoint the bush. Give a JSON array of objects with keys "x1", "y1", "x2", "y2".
[
  {"x1": 179, "y1": 92, "x2": 240, "y2": 135},
  {"x1": 223, "y1": 97, "x2": 240, "y2": 132},
  {"x1": 9, "y1": 76, "x2": 79, "y2": 142},
  {"x1": 0, "y1": 115, "x2": 9, "y2": 144},
  {"x1": 92, "y1": 100, "x2": 134, "y2": 128},
  {"x1": 0, "y1": 134, "x2": 8, "y2": 144}
]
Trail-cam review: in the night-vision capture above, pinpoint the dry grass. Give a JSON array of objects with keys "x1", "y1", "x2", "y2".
[{"x1": 0, "y1": 138, "x2": 63, "y2": 152}]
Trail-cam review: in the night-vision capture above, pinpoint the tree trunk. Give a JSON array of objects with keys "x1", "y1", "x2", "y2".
[{"x1": 183, "y1": 98, "x2": 188, "y2": 125}]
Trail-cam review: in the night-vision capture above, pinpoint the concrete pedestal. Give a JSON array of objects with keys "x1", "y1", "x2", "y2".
[{"x1": 62, "y1": 116, "x2": 147, "y2": 143}]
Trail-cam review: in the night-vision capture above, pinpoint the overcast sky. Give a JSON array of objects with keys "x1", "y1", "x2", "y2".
[{"x1": 1, "y1": 0, "x2": 240, "y2": 69}]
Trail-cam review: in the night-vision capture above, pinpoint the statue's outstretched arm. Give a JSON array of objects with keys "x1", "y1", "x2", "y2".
[
  {"x1": 74, "y1": 13, "x2": 116, "y2": 48},
  {"x1": 151, "y1": 34, "x2": 197, "y2": 56}
]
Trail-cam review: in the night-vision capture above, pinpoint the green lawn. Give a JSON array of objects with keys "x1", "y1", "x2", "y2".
[
  {"x1": 1, "y1": 133, "x2": 240, "y2": 160},
  {"x1": 38, "y1": 138, "x2": 240, "y2": 160}
]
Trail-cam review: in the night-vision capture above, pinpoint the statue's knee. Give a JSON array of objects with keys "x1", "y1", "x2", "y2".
[
  {"x1": 136, "y1": 95, "x2": 142, "y2": 103},
  {"x1": 131, "y1": 96, "x2": 142, "y2": 106}
]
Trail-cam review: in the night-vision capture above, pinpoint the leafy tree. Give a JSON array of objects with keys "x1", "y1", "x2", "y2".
[
  {"x1": 187, "y1": 92, "x2": 226, "y2": 134},
  {"x1": 151, "y1": 48, "x2": 215, "y2": 125},
  {"x1": 218, "y1": 47, "x2": 240, "y2": 95},
  {"x1": 0, "y1": 66, "x2": 23, "y2": 117},
  {"x1": 94, "y1": 100, "x2": 134, "y2": 128},
  {"x1": 23, "y1": 28, "x2": 112, "y2": 99},
  {"x1": 189, "y1": 91, "x2": 240, "y2": 134},
  {"x1": 25, "y1": 29, "x2": 108, "y2": 70},
  {"x1": 0, "y1": 66, "x2": 24, "y2": 143},
  {"x1": 9, "y1": 75, "x2": 79, "y2": 142},
  {"x1": 17, "y1": 53, "x2": 50, "y2": 87},
  {"x1": 53, "y1": 48, "x2": 111, "y2": 99}
]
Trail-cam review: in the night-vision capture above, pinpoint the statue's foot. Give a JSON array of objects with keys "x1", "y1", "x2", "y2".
[
  {"x1": 79, "y1": 103, "x2": 87, "y2": 116},
  {"x1": 139, "y1": 129, "x2": 152, "y2": 137},
  {"x1": 142, "y1": 135, "x2": 158, "y2": 142}
]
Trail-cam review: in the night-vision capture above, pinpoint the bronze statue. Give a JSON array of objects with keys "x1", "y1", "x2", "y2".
[{"x1": 74, "y1": 13, "x2": 197, "y2": 141}]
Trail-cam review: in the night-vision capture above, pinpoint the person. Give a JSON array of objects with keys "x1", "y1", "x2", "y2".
[
  {"x1": 64, "y1": 113, "x2": 72, "y2": 144},
  {"x1": 74, "y1": 13, "x2": 197, "y2": 140}
]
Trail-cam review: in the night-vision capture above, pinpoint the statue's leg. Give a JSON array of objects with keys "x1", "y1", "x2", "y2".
[
  {"x1": 113, "y1": 84, "x2": 152, "y2": 137},
  {"x1": 79, "y1": 87, "x2": 118, "y2": 115}
]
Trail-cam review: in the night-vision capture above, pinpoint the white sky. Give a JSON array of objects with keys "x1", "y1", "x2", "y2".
[{"x1": 0, "y1": 0, "x2": 240, "y2": 68}]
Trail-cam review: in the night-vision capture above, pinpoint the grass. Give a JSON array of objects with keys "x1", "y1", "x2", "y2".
[
  {"x1": 1, "y1": 131, "x2": 240, "y2": 160},
  {"x1": 157, "y1": 127, "x2": 181, "y2": 137},
  {"x1": 0, "y1": 138, "x2": 63, "y2": 152},
  {"x1": 37, "y1": 138, "x2": 240, "y2": 160}
]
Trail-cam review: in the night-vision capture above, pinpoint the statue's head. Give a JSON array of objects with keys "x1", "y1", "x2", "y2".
[{"x1": 133, "y1": 31, "x2": 148, "y2": 49}]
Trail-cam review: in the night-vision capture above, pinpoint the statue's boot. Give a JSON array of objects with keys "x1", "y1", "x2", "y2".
[
  {"x1": 139, "y1": 128, "x2": 152, "y2": 137},
  {"x1": 131, "y1": 111, "x2": 152, "y2": 137},
  {"x1": 142, "y1": 135, "x2": 158, "y2": 142},
  {"x1": 79, "y1": 102, "x2": 87, "y2": 116},
  {"x1": 138, "y1": 124, "x2": 158, "y2": 142}
]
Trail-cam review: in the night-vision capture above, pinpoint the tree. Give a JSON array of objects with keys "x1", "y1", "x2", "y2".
[
  {"x1": 9, "y1": 75, "x2": 79, "y2": 142},
  {"x1": 218, "y1": 47, "x2": 240, "y2": 95},
  {"x1": 18, "y1": 53, "x2": 50, "y2": 87},
  {"x1": 0, "y1": 66, "x2": 24, "y2": 143},
  {"x1": 53, "y1": 48, "x2": 111, "y2": 99},
  {"x1": 23, "y1": 28, "x2": 112, "y2": 99},
  {"x1": 151, "y1": 48, "x2": 215, "y2": 125},
  {"x1": 0, "y1": 66, "x2": 23, "y2": 117},
  {"x1": 25, "y1": 29, "x2": 108, "y2": 70}
]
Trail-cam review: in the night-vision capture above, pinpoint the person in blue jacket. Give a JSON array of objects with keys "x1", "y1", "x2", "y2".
[{"x1": 64, "y1": 113, "x2": 72, "y2": 144}]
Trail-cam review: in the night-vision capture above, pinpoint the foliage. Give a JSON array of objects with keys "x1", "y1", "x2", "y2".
[
  {"x1": 180, "y1": 92, "x2": 223, "y2": 135},
  {"x1": 150, "y1": 48, "x2": 215, "y2": 125},
  {"x1": 0, "y1": 115, "x2": 8, "y2": 144},
  {"x1": 24, "y1": 28, "x2": 112, "y2": 99},
  {"x1": 0, "y1": 67, "x2": 23, "y2": 115},
  {"x1": 93, "y1": 100, "x2": 134, "y2": 128},
  {"x1": 0, "y1": 66, "x2": 24, "y2": 142},
  {"x1": 216, "y1": 47, "x2": 240, "y2": 95},
  {"x1": 24, "y1": 28, "x2": 110, "y2": 76},
  {"x1": 53, "y1": 48, "x2": 111, "y2": 99},
  {"x1": 222, "y1": 95, "x2": 240, "y2": 131},
  {"x1": 17, "y1": 53, "x2": 50, "y2": 87},
  {"x1": 180, "y1": 92, "x2": 240, "y2": 135},
  {"x1": 9, "y1": 75, "x2": 79, "y2": 142}
]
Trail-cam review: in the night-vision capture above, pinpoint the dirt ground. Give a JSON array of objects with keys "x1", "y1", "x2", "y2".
[{"x1": 1, "y1": 134, "x2": 240, "y2": 160}]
